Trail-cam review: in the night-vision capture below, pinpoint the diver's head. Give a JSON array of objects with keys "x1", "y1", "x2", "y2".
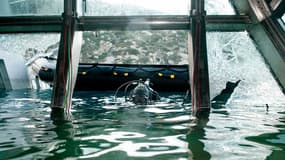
[{"x1": 131, "y1": 82, "x2": 150, "y2": 105}]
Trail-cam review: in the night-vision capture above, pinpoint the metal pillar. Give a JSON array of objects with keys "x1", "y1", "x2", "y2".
[
  {"x1": 51, "y1": 0, "x2": 78, "y2": 112},
  {"x1": 0, "y1": 60, "x2": 12, "y2": 90},
  {"x1": 247, "y1": 0, "x2": 285, "y2": 93},
  {"x1": 188, "y1": 0, "x2": 211, "y2": 117}
]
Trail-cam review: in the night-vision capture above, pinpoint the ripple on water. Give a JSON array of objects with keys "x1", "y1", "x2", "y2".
[{"x1": 0, "y1": 90, "x2": 285, "y2": 159}]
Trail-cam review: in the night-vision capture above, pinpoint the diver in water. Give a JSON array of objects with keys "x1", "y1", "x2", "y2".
[
  {"x1": 129, "y1": 79, "x2": 160, "y2": 105},
  {"x1": 116, "y1": 79, "x2": 240, "y2": 106},
  {"x1": 114, "y1": 78, "x2": 160, "y2": 105}
]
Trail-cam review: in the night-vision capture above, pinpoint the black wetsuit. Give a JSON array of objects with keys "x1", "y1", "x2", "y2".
[{"x1": 130, "y1": 80, "x2": 160, "y2": 105}]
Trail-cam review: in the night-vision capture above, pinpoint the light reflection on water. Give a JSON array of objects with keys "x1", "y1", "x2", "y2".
[{"x1": 0, "y1": 89, "x2": 284, "y2": 160}]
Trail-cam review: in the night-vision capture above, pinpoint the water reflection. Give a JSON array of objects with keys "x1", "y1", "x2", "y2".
[
  {"x1": 0, "y1": 90, "x2": 49, "y2": 159},
  {"x1": 0, "y1": 90, "x2": 285, "y2": 159},
  {"x1": 246, "y1": 111, "x2": 285, "y2": 159},
  {"x1": 77, "y1": 102, "x2": 189, "y2": 159},
  {"x1": 48, "y1": 109, "x2": 83, "y2": 159},
  {"x1": 0, "y1": 89, "x2": 8, "y2": 98},
  {"x1": 41, "y1": 92, "x2": 191, "y2": 159},
  {"x1": 187, "y1": 114, "x2": 211, "y2": 160}
]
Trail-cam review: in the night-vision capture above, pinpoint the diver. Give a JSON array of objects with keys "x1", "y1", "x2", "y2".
[
  {"x1": 129, "y1": 79, "x2": 150, "y2": 104},
  {"x1": 115, "y1": 79, "x2": 240, "y2": 106},
  {"x1": 129, "y1": 79, "x2": 160, "y2": 104},
  {"x1": 114, "y1": 78, "x2": 160, "y2": 105}
]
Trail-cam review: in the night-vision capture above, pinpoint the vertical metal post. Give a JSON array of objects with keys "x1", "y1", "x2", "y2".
[
  {"x1": 51, "y1": 0, "x2": 77, "y2": 111},
  {"x1": 188, "y1": 0, "x2": 211, "y2": 117},
  {"x1": 0, "y1": 59, "x2": 12, "y2": 90},
  {"x1": 82, "y1": 0, "x2": 87, "y2": 16}
]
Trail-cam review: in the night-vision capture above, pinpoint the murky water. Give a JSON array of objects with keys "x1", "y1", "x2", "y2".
[{"x1": 0, "y1": 89, "x2": 284, "y2": 160}]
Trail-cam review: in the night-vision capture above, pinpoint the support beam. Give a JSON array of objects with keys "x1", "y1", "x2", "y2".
[
  {"x1": 188, "y1": 0, "x2": 211, "y2": 117},
  {"x1": 269, "y1": 0, "x2": 285, "y2": 18},
  {"x1": 248, "y1": 0, "x2": 272, "y2": 21},
  {"x1": 0, "y1": 16, "x2": 62, "y2": 33},
  {"x1": 0, "y1": 59, "x2": 12, "y2": 90},
  {"x1": 233, "y1": 0, "x2": 285, "y2": 93},
  {"x1": 261, "y1": 18, "x2": 285, "y2": 59},
  {"x1": 248, "y1": 22, "x2": 285, "y2": 93},
  {"x1": 0, "y1": 15, "x2": 251, "y2": 33},
  {"x1": 248, "y1": 17, "x2": 285, "y2": 93},
  {"x1": 206, "y1": 15, "x2": 251, "y2": 31},
  {"x1": 51, "y1": 0, "x2": 79, "y2": 111},
  {"x1": 78, "y1": 15, "x2": 189, "y2": 31},
  {"x1": 78, "y1": 15, "x2": 251, "y2": 31}
]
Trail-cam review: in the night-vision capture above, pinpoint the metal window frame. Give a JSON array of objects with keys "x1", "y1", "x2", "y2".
[{"x1": 0, "y1": 15, "x2": 252, "y2": 33}]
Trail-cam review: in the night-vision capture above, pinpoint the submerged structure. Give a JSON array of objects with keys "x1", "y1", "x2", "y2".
[{"x1": 0, "y1": 0, "x2": 284, "y2": 117}]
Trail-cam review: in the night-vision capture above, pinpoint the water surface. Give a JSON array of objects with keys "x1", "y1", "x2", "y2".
[{"x1": 0, "y1": 89, "x2": 284, "y2": 159}]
